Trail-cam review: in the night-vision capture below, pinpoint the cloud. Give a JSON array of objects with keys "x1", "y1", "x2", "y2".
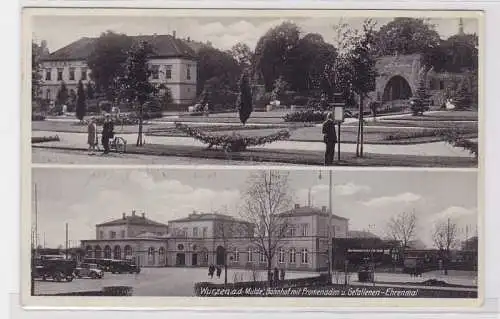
[
  {"x1": 361, "y1": 192, "x2": 422, "y2": 207},
  {"x1": 431, "y1": 206, "x2": 477, "y2": 223},
  {"x1": 334, "y1": 183, "x2": 371, "y2": 196}
]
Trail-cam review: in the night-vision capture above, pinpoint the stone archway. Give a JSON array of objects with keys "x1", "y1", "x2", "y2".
[
  {"x1": 383, "y1": 75, "x2": 413, "y2": 101},
  {"x1": 215, "y1": 246, "x2": 226, "y2": 266}
]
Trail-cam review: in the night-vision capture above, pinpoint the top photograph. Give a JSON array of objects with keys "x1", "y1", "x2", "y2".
[{"x1": 26, "y1": 9, "x2": 481, "y2": 167}]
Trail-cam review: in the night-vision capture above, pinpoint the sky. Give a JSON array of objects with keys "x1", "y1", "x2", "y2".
[
  {"x1": 31, "y1": 168, "x2": 478, "y2": 250},
  {"x1": 31, "y1": 13, "x2": 479, "y2": 53}
]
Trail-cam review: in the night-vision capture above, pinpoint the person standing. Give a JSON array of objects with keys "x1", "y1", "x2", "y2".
[
  {"x1": 101, "y1": 114, "x2": 114, "y2": 154},
  {"x1": 322, "y1": 112, "x2": 337, "y2": 165},
  {"x1": 87, "y1": 117, "x2": 98, "y2": 155}
]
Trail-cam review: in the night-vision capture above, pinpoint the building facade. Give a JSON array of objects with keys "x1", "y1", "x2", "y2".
[
  {"x1": 39, "y1": 33, "x2": 199, "y2": 105},
  {"x1": 80, "y1": 205, "x2": 350, "y2": 271}
]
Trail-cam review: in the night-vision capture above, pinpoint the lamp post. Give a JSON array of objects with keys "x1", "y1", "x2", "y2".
[
  {"x1": 319, "y1": 170, "x2": 333, "y2": 282},
  {"x1": 368, "y1": 224, "x2": 375, "y2": 286}
]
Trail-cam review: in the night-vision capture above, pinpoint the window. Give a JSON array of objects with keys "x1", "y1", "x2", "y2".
[
  {"x1": 202, "y1": 227, "x2": 208, "y2": 238},
  {"x1": 259, "y1": 251, "x2": 266, "y2": 263},
  {"x1": 248, "y1": 248, "x2": 254, "y2": 263},
  {"x1": 193, "y1": 227, "x2": 198, "y2": 237},
  {"x1": 301, "y1": 224, "x2": 309, "y2": 237},
  {"x1": 151, "y1": 65, "x2": 159, "y2": 80},
  {"x1": 165, "y1": 65, "x2": 172, "y2": 79},
  {"x1": 99, "y1": 230, "x2": 104, "y2": 239},
  {"x1": 110, "y1": 231, "x2": 116, "y2": 239},
  {"x1": 278, "y1": 248, "x2": 285, "y2": 263},
  {"x1": 440, "y1": 80, "x2": 445, "y2": 90},
  {"x1": 148, "y1": 247, "x2": 155, "y2": 265},
  {"x1": 289, "y1": 226, "x2": 296, "y2": 237},
  {"x1": 186, "y1": 65, "x2": 191, "y2": 80},
  {"x1": 113, "y1": 245, "x2": 121, "y2": 259},
  {"x1": 45, "y1": 69, "x2": 51, "y2": 81},
  {"x1": 81, "y1": 68, "x2": 87, "y2": 81},
  {"x1": 124, "y1": 245, "x2": 132, "y2": 257},
  {"x1": 234, "y1": 249, "x2": 240, "y2": 262},
  {"x1": 182, "y1": 227, "x2": 188, "y2": 237},
  {"x1": 289, "y1": 248, "x2": 296, "y2": 263},
  {"x1": 69, "y1": 67, "x2": 75, "y2": 81},
  {"x1": 57, "y1": 68, "x2": 63, "y2": 81},
  {"x1": 121, "y1": 230, "x2": 125, "y2": 238},
  {"x1": 104, "y1": 245, "x2": 112, "y2": 259},
  {"x1": 159, "y1": 247, "x2": 166, "y2": 264},
  {"x1": 301, "y1": 249, "x2": 309, "y2": 264}
]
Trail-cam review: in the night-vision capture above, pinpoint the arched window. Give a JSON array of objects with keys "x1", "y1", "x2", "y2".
[
  {"x1": 148, "y1": 247, "x2": 155, "y2": 265},
  {"x1": 159, "y1": 247, "x2": 166, "y2": 264},
  {"x1": 113, "y1": 245, "x2": 121, "y2": 260},
  {"x1": 201, "y1": 249, "x2": 209, "y2": 264},
  {"x1": 124, "y1": 245, "x2": 133, "y2": 258},
  {"x1": 104, "y1": 245, "x2": 112, "y2": 259},
  {"x1": 279, "y1": 248, "x2": 285, "y2": 263},
  {"x1": 247, "y1": 248, "x2": 254, "y2": 263},
  {"x1": 94, "y1": 245, "x2": 102, "y2": 259},
  {"x1": 301, "y1": 249, "x2": 309, "y2": 264},
  {"x1": 289, "y1": 248, "x2": 296, "y2": 264},
  {"x1": 259, "y1": 251, "x2": 266, "y2": 263}
]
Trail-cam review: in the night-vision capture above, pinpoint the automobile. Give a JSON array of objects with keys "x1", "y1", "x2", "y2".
[
  {"x1": 109, "y1": 260, "x2": 141, "y2": 274},
  {"x1": 74, "y1": 263, "x2": 104, "y2": 279},
  {"x1": 33, "y1": 258, "x2": 76, "y2": 282}
]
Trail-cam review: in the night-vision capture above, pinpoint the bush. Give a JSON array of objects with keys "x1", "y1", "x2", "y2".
[
  {"x1": 32, "y1": 136, "x2": 60, "y2": 144},
  {"x1": 292, "y1": 95, "x2": 309, "y2": 106},
  {"x1": 283, "y1": 110, "x2": 326, "y2": 123},
  {"x1": 102, "y1": 286, "x2": 133, "y2": 296},
  {"x1": 32, "y1": 114, "x2": 46, "y2": 121},
  {"x1": 175, "y1": 122, "x2": 290, "y2": 152}
]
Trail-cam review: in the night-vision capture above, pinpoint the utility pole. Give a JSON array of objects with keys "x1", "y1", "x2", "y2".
[
  {"x1": 328, "y1": 170, "x2": 333, "y2": 282},
  {"x1": 65, "y1": 223, "x2": 69, "y2": 259},
  {"x1": 31, "y1": 183, "x2": 38, "y2": 296}
]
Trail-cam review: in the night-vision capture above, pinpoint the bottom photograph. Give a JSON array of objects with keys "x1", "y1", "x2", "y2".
[{"x1": 28, "y1": 168, "x2": 479, "y2": 299}]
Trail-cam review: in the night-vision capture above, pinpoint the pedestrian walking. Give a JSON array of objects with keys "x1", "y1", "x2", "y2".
[
  {"x1": 322, "y1": 112, "x2": 337, "y2": 166},
  {"x1": 273, "y1": 267, "x2": 279, "y2": 286},
  {"x1": 216, "y1": 265, "x2": 222, "y2": 279},
  {"x1": 87, "y1": 117, "x2": 98, "y2": 155},
  {"x1": 208, "y1": 264, "x2": 215, "y2": 279},
  {"x1": 280, "y1": 268, "x2": 285, "y2": 281},
  {"x1": 101, "y1": 114, "x2": 114, "y2": 154}
]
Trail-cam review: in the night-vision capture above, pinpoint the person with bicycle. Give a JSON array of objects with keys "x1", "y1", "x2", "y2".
[{"x1": 101, "y1": 114, "x2": 114, "y2": 154}]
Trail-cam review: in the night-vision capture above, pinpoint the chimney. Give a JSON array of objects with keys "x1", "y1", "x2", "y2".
[
  {"x1": 142, "y1": 213, "x2": 145, "y2": 218},
  {"x1": 294, "y1": 204, "x2": 300, "y2": 209},
  {"x1": 187, "y1": 36, "x2": 191, "y2": 42},
  {"x1": 132, "y1": 210, "x2": 136, "y2": 217},
  {"x1": 322, "y1": 206, "x2": 327, "y2": 213},
  {"x1": 122, "y1": 213, "x2": 126, "y2": 220},
  {"x1": 172, "y1": 30, "x2": 176, "y2": 38}
]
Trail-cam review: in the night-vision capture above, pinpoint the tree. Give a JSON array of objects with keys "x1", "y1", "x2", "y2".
[
  {"x1": 230, "y1": 42, "x2": 254, "y2": 70},
  {"x1": 197, "y1": 46, "x2": 241, "y2": 96},
  {"x1": 386, "y1": 211, "x2": 417, "y2": 257},
  {"x1": 118, "y1": 41, "x2": 158, "y2": 146},
  {"x1": 238, "y1": 71, "x2": 253, "y2": 125},
  {"x1": 373, "y1": 18, "x2": 441, "y2": 57},
  {"x1": 75, "y1": 80, "x2": 86, "y2": 121},
  {"x1": 56, "y1": 82, "x2": 69, "y2": 107},
  {"x1": 240, "y1": 171, "x2": 292, "y2": 283},
  {"x1": 453, "y1": 77, "x2": 472, "y2": 110},
  {"x1": 86, "y1": 82, "x2": 95, "y2": 99},
  {"x1": 333, "y1": 19, "x2": 378, "y2": 157},
  {"x1": 254, "y1": 22, "x2": 301, "y2": 91},
  {"x1": 432, "y1": 218, "x2": 458, "y2": 275},
  {"x1": 87, "y1": 31, "x2": 133, "y2": 102},
  {"x1": 32, "y1": 42, "x2": 43, "y2": 110}
]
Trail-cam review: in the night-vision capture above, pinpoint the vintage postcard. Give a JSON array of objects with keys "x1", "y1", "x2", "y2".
[
  {"x1": 22, "y1": 168, "x2": 481, "y2": 307},
  {"x1": 25, "y1": 8, "x2": 482, "y2": 168},
  {"x1": 21, "y1": 7, "x2": 483, "y2": 309}
]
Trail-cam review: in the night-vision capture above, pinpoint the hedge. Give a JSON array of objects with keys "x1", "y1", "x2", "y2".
[
  {"x1": 32, "y1": 136, "x2": 60, "y2": 144},
  {"x1": 175, "y1": 122, "x2": 291, "y2": 152},
  {"x1": 283, "y1": 110, "x2": 327, "y2": 123}
]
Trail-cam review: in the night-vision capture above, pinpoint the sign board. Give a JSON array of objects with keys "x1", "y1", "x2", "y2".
[{"x1": 333, "y1": 106, "x2": 344, "y2": 123}]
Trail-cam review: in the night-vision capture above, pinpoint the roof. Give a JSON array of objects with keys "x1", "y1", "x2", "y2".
[
  {"x1": 279, "y1": 206, "x2": 348, "y2": 221},
  {"x1": 97, "y1": 213, "x2": 168, "y2": 227},
  {"x1": 169, "y1": 212, "x2": 251, "y2": 224},
  {"x1": 347, "y1": 230, "x2": 379, "y2": 239},
  {"x1": 43, "y1": 34, "x2": 197, "y2": 62}
]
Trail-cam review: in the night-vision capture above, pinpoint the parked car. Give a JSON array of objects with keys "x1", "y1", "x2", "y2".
[
  {"x1": 33, "y1": 258, "x2": 76, "y2": 282},
  {"x1": 74, "y1": 263, "x2": 104, "y2": 279},
  {"x1": 109, "y1": 260, "x2": 141, "y2": 274}
]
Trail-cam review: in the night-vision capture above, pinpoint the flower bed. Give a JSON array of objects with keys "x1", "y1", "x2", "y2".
[
  {"x1": 175, "y1": 122, "x2": 291, "y2": 152},
  {"x1": 32, "y1": 135, "x2": 60, "y2": 144},
  {"x1": 384, "y1": 128, "x2": 477, "y2": 141},
  {"x1": 283, "y1": 110, "x2": 327, "y2": 123}
]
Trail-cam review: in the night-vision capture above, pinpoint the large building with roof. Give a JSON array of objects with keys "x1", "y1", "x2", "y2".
[
  {"x1": 80, "y1": 204, "x2": 354, "y2": 271},
  {"x1": 39, "y1": 32, "x2": 206, "y2": 105}
]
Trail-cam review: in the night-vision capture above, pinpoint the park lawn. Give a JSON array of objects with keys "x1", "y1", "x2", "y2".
[
  {"x1": 389, "y1": 110, "x2": 478, "y2": 122},
  {"x1": 367, "y1": 119, "x2": 478, "y2": 130}
]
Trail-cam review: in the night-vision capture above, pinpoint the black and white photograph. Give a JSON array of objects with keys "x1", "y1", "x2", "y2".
[
  {"x1": 28, "y1": 9, "x2": 481, "y2": 167},
  {"x1": 27, "y1": 168, "x2": 479, "y2": 300}
]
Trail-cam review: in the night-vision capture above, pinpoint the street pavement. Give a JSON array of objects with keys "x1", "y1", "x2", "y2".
[
  {"x1": 34, "y1": 267, "x2": 477, "y2": 296},
  {"x1": 32, "y1": 130, "x2": 475, "y2": 158}
]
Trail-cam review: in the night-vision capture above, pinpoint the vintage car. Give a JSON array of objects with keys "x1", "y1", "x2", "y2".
[
  {"x1": 33, "y1": 258, "x2": 76, "y2": 282},
  {"x1": 74, "y1": 263, "x2": 104, "y2": 279},
  {"x1": 109, "y1": 260, "x2": 141, "y2": 274}
]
